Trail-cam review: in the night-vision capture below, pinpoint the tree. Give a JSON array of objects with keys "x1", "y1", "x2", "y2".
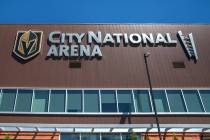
[
  {"x1": 172, "y1": 133, "x2": 178, "y2": 140},
  {"x1": 131, "y1": 131, "x2": 137, "y2": 140},
  {"x1": 142, "y1": 134, "x2": 150, "y2": 140}
]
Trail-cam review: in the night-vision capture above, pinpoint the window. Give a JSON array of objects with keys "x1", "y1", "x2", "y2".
[
  {"x1": 15, "y1": 89, "x2": 33, "y2": 112},
  {"x1": 101, "y1": 90, "x2": 117, "y2": 112},
  {"x1": 81, "y1": 134, "x2": 100, "y2": 140},
  {"x1": 61, "y1": 134, "x2": 80, "y2": 140},
  {"x1": 84, "y1": 90, "x2": 99, "y2": 112},
  {"x1": 153, "y1": 90, "x2": 169, "y2": 112},
  {"x1": 67, "y1": 90, "x2": 82, "y2": 112},
  {"x1": 183, "y1": 90, "x2": 204, "y2": 112},
  {"x1": 49, "y1": 90, "x2": 65, "y2": 112},
  {"x1": 32, "y1": 90, "x2": 49, "y2": 112},
  {"x1": 0, "y1": 90, "x2": 2, "y2": 108},
  {"x1": 101, "y1": 134, "x2": 121, "y2": 140},
  {"x1": 122, "y1": 133, "x2": 141, "y2": 140},
  {"x1": 166, "y1": 90, "x2": 186, "y2": 112},
  {"x1": 199, "y1": 90, "x2": 210, "y2": 112},
  {"x1": 117, "y1": 90, "x2": 134, "y2": 112},
  {"x1": 0, "y1": 88, "x2": 209, "y2": 114},
  {"x1": 134, "y1": 90, "x2": 151, "y2": 112},
  {"x1": 0, "y1": 89, "x2": 16, "y2": 112},
  {"x1": 201, "y1": 136, "x2": 210, "y2": 140}
]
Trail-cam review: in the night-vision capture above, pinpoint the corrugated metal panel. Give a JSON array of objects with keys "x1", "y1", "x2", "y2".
[{"x1": 0, "y1": 24, "x2": 209, "y2": 88}]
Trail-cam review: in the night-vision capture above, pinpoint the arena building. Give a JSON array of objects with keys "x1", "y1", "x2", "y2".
[{"x1": 0, "y1": 24, "x2": 210, "y2": 140}]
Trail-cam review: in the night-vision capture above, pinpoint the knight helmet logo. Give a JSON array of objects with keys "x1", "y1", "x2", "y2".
[{"x1": 13, "y1": 30, "x2": 43, "y2": 60}]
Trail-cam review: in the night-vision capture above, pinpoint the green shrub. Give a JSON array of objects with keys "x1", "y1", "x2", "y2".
[{"x1": 131, "y1": 131, "x2": 137, "y2": 140}]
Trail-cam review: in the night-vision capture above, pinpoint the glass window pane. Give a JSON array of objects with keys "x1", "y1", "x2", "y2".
[
  {"x1": 183, "y1": 90, "x2": 204, "y2": 112},
  {"x1": 61, "y1": 134, "x2": 80, "y2": 140},
  {"x1": 49, "y1": 90, "x2": 65, "y2": 112},
  {"x1": 0, "y1": 89, "x2": 17, "y2": 111},
  {"x1": 167, "y1": 90, "x2": 186, "y2": 112},
  {"x1": 0, "y1": 90, "x2": 2, "y2": 108},
  {"x1": 134, "y1": 90, "x2": 151, "y2": 112},
  {"x1": 81, "y1": 134, "x2": 100, "y2": 140},
  {"x1": 153, "y1": 90, "x2": 169, "y2": 112},
  {"x1": 15, "y1": 89, "x2": 33, "y2": 112},
  {"x1": 199, "y1": 90, "x2": 210, "y2": 112},
  {"x1": 117, "y1": 90, "x2": 134, "y2": 112},
  {"x1": 101, "y1": 90, "x2": 117, "y2": 112},
  {"x1": 67, "y1": 90, "x2": 82, "y2": 112},
  {"x1": 122, "y1": 133, "x2": 141, "y2": 140},
  {"x1": 101, "y1": 134, "x2": 121, "y2": 140},
  {"x1": 84, "y1": 90, "x2": 99, "y2": 112},
  {"x1": 32, "y1": 90, "x2": 49, "y2": 112}
]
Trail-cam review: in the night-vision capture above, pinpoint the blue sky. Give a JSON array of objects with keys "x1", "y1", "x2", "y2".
[{"x1": 0, "y1": 0, "x2": 210, "y2": 23}]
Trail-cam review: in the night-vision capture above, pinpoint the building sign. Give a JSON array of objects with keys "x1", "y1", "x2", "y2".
[
  {"x1": 13, "y1": 30, "x2": 43, "y2": 60},
  {"x1": 13, "y1": 30, "x2": 198, "y2": 61},
  {"x1": 177, "y1": 31, "x2": 198, "y2": 60}
]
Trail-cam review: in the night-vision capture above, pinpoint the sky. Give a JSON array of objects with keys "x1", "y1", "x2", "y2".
[{"x1": 0, "y1": 0, "x2": 210, "y2": 23}]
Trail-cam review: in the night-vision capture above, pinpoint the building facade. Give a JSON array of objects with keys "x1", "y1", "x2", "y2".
[{"x1": 0, "y1": 24, "x2": 210, "y2": 140}]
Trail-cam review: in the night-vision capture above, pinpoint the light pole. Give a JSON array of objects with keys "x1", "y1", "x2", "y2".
[{"x1": 144, "y1": 52, "x2": 162, "y2": 140}]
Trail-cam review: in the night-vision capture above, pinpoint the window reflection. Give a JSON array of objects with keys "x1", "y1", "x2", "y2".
[
  {"x1": 32, "y1": 90, "x2": 49, "y2": 112},
  {"x1": 183, "y1": 90, "x2": 204, "y2": 112},
  {"x1": 67, "y1": 90, "x2": 82, "y2": 112},
  {"x1": 0, "y1": 89, "x2": 16, "y2": 112},
  {"x1": 101, "y1": 90, "x2": 117, "y2": 112},
  {"x1": 134, "y1": 90, "x2": 151, "y2": 112},
  {"x1": 153, "y1": 90, "x2": 169, "y2": 112},
  {"x1": 15, "y1": 89, "x2": 33, "y2": 112},
  {"x1": 117, "y1": 90, "x2": 134, "y2": 112},
  {"x1": 199, "y1": 90, "x2": 210, "y2": 112},
  {"x1": 166, "y1": 90, "x2": 186, "y2": 112},
  {"x1": 49, "y1": 90, "x2": 66, "y2": 112},
  {"x1": 84, "y1": 90, "x2": 99, "y2": 112}
]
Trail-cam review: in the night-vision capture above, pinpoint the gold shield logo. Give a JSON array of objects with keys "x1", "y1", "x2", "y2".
[{"x1": 13, "y1": 30, "x2": 43, "y2": 60}]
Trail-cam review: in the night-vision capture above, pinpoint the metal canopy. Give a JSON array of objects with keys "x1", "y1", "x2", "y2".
[{"x1": 0, "y1": 123, "x2": 210, "y2": 133}]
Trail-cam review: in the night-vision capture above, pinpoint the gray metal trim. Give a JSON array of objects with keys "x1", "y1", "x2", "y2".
[
  {"x1": 181, "y1": 89, "x2": 190, "y2": 112},
  {"x1": 13, "y1": 89, "x2": 18, "y2": 112},
  {"x1": 0, "y1": 112, "x2": 210, "y2": 115},
  {"x1": 82, "y1": 90, "x2": 84, "y2": 112},
  {"x1": 148, "y1": 89, "x2": 154, "y2": 112},
  {"x1": 165, "y1": 90, "x2": 171, "y2": 112},
  {"x1": 99, "y1": 90, "x2": 102, "y2": 113},
  {"x1": 132, "y1": 90, "x2": 137, "y2": 112},
  {"x1": 2, "y1": 23, "x2": 210, "y2": 25},
  {"x1": 116, "y1": 90, "x2": 119, "y2": 112},
  {"x1": 48, "y1": 89, "x2": 51, "y2": 112},
  {"x1": 30, "y1": 89, "x2": 35, "y2": 112},
  {"x1": 0, "y1": 89, "x2": 2, "y2": 107},
  {"x1": 65, "y1": 89, "x2": 68, "y2": 112},
  {"x1": 1, "y1": 87, "x2": 210, "y2": 90},
  {"x1": 181, "y1": 89, "x2": 189, "y2": 112},
  {"x1": 189, "y1": 33, "x2": 198, "y2": 60},
  {"x1": 197, "y1": 90, "x2": 206, "y2": 112},
  {"x1": 0, "y1": 123, "x2": 210, "y2": 133}
]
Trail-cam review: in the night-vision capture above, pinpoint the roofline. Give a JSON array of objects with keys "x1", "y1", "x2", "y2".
[{"x1": 0, "y1": 23, "x2": 210, "y2": 25}]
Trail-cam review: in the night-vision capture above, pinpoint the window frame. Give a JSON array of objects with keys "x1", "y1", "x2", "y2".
[
  {"x1": 0, "y1": 88, "x2": 209, "y2": 114},
  {"x1": 182, "y1": 90, "x2": 205, "y2": 112}
]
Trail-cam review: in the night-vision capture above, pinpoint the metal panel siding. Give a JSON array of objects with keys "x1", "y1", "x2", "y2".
[
  {"x1": 0, "y1": 114, "x2": 210, "y2": 124},
  {"x1": 0, "y1": 24, "x2": 210, "y2": 88}
]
